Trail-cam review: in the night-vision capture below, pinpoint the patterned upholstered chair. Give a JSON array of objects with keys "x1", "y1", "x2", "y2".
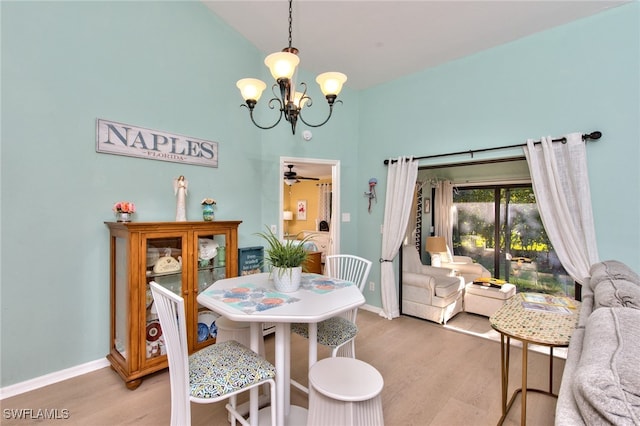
[
  {"x1": 150, "y1": 282, "x2": 277, "y2": 426},
  {"x1": 292, "y1": 254, "x2": 372, "y2": 357},
  {"x1": 291, "y1": 254, "x2": 372, "y2": 393}
]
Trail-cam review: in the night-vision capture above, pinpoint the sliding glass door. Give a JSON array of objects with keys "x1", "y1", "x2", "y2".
[{"x1": 453, "y1": 185, "x2": 574, "y2": 297}]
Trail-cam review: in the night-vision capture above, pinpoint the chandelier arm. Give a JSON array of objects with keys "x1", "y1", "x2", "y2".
[
  {"x1": 240, "y1": 97, "x2": 285, "y2": 130},
  {"x1": 298, "y1": 99, "x2": 343, "y2": 128}
]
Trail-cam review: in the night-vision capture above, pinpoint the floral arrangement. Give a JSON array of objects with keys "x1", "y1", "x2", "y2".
[
  {"x1": 113, "y1": 201, "x2": 136, "y2": 214},
  {"x1": 201, "y1": 198, "x2": 217, "y2": 205}
]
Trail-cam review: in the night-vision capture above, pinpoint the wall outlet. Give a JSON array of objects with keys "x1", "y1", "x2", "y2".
[
  {"x1": 369, "y1": 281, "x2": 375, "y2": 291},
  {"x1": 270, "y1": 224, "x2": 277, "y2": 234}
]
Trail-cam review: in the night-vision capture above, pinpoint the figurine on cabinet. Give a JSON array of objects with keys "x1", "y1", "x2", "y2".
[{"x1": 173, "y1": 175, "x2": 188, "y2": 221}]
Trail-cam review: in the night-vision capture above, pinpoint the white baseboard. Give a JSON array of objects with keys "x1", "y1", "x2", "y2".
[
  {"x1": 0, "y1": 358, "x2": 110, "y2": 400},
  {"x1": 360, "y1": 303, "x2": 383, "y2": 315}
]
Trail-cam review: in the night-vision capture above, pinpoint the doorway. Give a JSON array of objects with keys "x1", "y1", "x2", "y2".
[{"x1": 279, "y1": 157, "x2": 340, "y2": 260}]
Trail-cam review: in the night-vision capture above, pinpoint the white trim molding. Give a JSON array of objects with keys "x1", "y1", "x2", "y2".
[
  {"x1": 0, "y1": 358, "x2": 110, "y2": 400},
  {"x1": 360, "y1": 304, "x2": 383, "y2": 316}
]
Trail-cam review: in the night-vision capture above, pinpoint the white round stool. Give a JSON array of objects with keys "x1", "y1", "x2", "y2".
[
  {"x1": 215, "y1": 316, "x2": 265, "y2": 356},
  {"x1": 307, "y1": 357, "x2": 384, "y2": 426}
]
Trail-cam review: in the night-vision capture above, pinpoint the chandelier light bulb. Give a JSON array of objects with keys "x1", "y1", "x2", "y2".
[
  {"x1": 316, "y1": 72, "x2": 347, "y2": 96},
  {"x1": 236, "y1": 78, "x2": 267, "y2": 102},
  {"x1": 264, "y1": 51, "x2": 300, "y2": 80},
  {"x1": 293, "y1": 91, "x2": 307, "y2": 109}
]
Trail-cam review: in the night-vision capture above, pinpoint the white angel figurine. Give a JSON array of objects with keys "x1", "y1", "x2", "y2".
[{"x1": 173, "y1": 175, "x2": 188, "y2": 221}]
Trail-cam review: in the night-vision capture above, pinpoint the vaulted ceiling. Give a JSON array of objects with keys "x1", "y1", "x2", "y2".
[{"x1": 204, "y1": 1, "x2": 628, "y2": 90}]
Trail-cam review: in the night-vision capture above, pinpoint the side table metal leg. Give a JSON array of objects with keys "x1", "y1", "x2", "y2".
[
  {"x1": 549, "y1": 346, "x2": 554, "y2": 393},
  {"x1": 506, "y1": 336, "x2": 510, "y2": 400},
  {"x1": 500, "y1": 334, "x2": 507, "y2": 414},
  {"x1": 521, "y1": 341, "x2": 528, "y2": 426},
  {"x1": 498, "y1": 334, "x2": 511, "y2": 426}
]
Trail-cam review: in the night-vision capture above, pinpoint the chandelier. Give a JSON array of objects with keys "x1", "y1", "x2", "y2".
[{"x1": 236, "y1": 0, "x2": 347, "y2": 135}]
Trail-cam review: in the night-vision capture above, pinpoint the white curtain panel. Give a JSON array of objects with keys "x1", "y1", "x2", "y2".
[
  {"x1": 523, "y1": 133, "x2": 599, "y2": 284},
  {"x1": 317, "y1": 183, "x2": 331, "y2": 223},
  {"x1": 380, "y1": 156, "x2": 418, "y2": 319},
  {"x1": 434, "y1": 180, "x2": 454, "y2": 249}
]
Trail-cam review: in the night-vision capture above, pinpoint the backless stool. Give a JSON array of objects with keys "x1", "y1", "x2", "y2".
[{"x1": 307, "y1": 357, "x2": 384, "y2": 426}]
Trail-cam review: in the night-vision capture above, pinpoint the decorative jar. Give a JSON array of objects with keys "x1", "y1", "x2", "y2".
[
  {"x1": 116, "y1": 212, "x2": 132, "y2": 222},
  {"x1": 202, "y1": 204, "x2": 215, "y2": 221}
]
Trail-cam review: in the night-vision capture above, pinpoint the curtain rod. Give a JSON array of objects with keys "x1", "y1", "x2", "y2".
[{"x1": 383, "y1": 131, "x2": 602, "y2": 166}]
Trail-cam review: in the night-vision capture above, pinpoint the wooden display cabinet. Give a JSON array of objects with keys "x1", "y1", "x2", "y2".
[
  {"x1": 105, "y1": 221, "x2": 241, "y2": 389},
  {"x1": 303, "y1": 251, "x2": 323, "y2": 274}
]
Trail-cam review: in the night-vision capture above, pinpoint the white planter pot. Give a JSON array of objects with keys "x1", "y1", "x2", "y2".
[{"x1": 272, "y1": 266, "x2": 302, "y2": 293}]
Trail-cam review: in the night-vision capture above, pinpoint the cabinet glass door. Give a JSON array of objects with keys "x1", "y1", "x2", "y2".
[
  {"x1": 145, "y1": 236, "x2": 184, "y2": 360},
  {"x1": 113, "y1": 236, "x2": 128, "y2": 360},
  {"x1": 195, "y1": 233, "x2": 226, "y2": 344}
]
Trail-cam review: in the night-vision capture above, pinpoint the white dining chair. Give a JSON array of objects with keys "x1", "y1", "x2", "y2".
[
  {"x1": 150, "y1": 282, "x2": 277, "y2": 426},
  {"x1": 291, "y1": 255, "x2": 372, "y2": 393}
]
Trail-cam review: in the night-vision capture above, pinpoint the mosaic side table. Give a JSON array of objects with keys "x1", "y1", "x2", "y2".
[{"x1": 489, "y1": 293, "x2": 580, "y2": 426}]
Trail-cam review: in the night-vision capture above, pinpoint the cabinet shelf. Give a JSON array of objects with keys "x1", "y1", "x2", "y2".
[
  {"x1": 197, "y1": 265, "x2": 226, "y2": 272},
  {"x1": 145, "y1": 270, "x2": 182, "y2": 278},
  {"x1": 106, "y1": 220, "x2": 241, "y2": 389}
]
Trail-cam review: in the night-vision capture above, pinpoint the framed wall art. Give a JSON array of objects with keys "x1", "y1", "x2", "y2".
[
  {"x1": 297, "y1": 200, "x2": 307, "y2": 221},
  {"x1": 423, "y1": 198, "x2": 431, "y2": 214}
]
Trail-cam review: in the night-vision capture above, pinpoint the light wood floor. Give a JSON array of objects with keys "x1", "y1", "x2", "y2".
[{"x1": 1, "y1": 311, "x2": 564, "y2": 425}]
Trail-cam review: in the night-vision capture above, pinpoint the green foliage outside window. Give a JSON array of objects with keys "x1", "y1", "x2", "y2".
[{"x1": 453, "y1": 186, "x2": 573, "y2": 297}]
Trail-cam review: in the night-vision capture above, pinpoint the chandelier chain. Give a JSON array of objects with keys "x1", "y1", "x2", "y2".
[{"x1": 288, "y1": 0, "x2": 293, "y2": 49}]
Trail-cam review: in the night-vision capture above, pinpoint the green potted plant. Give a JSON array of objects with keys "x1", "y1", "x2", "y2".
[{"x1": 256, "y1": 226, "x2": 313, "y2": 292}]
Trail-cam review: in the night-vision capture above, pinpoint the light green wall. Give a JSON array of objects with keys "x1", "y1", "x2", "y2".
[
  {"x1": 358, "y1": 3, "x2": 640, "y2": 308},
  {"x1": 2, "y1": 1, "x2": 638, "y2": 387},
  {"x1": 0, "y1": 1, "x2": 358, "y2": 386}
]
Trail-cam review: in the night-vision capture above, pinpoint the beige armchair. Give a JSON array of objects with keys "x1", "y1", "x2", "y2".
[
  {"x1": 401, "y1": 244, "x2": 465, "y2": 324},
  {"x1": 425, "y1": 236, "x2": 491, "y2": 284},
  {"x1": 439, "y1": 252, "x2": 491, "y2": 284}
]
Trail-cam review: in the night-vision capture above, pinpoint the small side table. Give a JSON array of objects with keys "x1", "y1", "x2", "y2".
[{"x1": 490, "y1": 293, "x2": 580, "y2": 426}]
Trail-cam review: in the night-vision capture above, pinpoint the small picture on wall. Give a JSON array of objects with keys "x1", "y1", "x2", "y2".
[
  {"x1": 297, "y1": 200, "x2": 307, "y2": 221},
  {"x1": 423, "y1": 198, "x2": 431, "y2": 214}
]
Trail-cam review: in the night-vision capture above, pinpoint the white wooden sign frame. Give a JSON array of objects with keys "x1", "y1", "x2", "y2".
[{"x1": 96, "y1": 119, "x2": 218, "y2": 168}]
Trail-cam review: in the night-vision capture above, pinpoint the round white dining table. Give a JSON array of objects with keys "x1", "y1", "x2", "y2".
[{"x1": 197, "y1": 272, "x2": 365, "y2": 426}]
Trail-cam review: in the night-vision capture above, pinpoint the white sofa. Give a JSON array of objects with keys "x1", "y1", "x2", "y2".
[{"x1": 401, "y1": 245, "x2": 465, "y2": 324}]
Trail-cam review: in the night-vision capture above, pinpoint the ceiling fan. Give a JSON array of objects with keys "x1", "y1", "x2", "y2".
[{"x1": 284, "y1": 164, "x2": 319, "y2": 185}]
